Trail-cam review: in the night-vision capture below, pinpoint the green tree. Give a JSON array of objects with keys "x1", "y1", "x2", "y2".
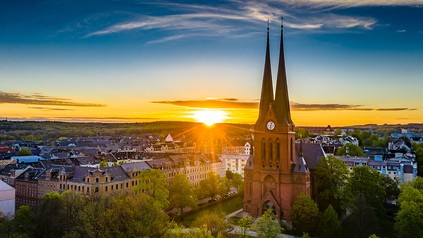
[
  {"x1": 192, "y1": 211, "x2": 228, "y2": 237},
  {"x1": 320, "y1": 205, "x2": 341, "y2": 237},
  {"x1": 380, "y1": 175, "x2": 400, "y2": 202},
  {"x1": 295, "y1": 128, "x2": 310, "y2": 139},
  {"x1": 238, "y1": 216, "x2": 254, "y2": 238},
  {"x1": 61, "y1": 191, "x2": 85, "y2": 236},
  {"x1": 291, "y1": 194, "x2": 320, "y2": 235},
  {"x1": 395, "y1": 178, "x2": 423, "y2": 238},
  {"x1": 14, "y1": 205, "x2": 34, "y2": 237},
  {"x1": 35, "y1": 192, "x2": 66, "y2": 238},
  {"x1": 16, "y1": 146, "x2": 32, "y2": 156},
  {"x1": 81, "y1": 193, "x2": 170, "y2": 238},
  {"x1": 219, "y1": 177, "x2": 231, "y2": 196},
  {"x1": 169, "y1": 174, "x2": 198, "y2": 215},
  {"x1": 252, "y1": 209, "x2": 282, "y2": 238},
  {"x1": 99, "y1": 160, "x2": 108, "y2": 168},
  {"x1": 163, "y1": 222, "x2": 213, "y2": 238},
  {"x1": 232, "y1": 173, "x2": 244, "y2": 193},
  {"x1": 135, "y1": 169, "x2": 169, "y2": 209},
  {"x1": 200, "y1": 172, "x2": 221, "y2": 199},
  {"x1": 225, "y1": 170, "x2": 234, "y2": 180},
  {"x1": 349, "y1": 194, "x2": 378, "y2": 238},
  {"x1": 336, "y1": 144, "x2": 365, "y2": 157},
  {"x1": 315, "y1": 155, "x2": 350, "y2": 215},
  {"x1": 349, "y1": 166, "x2": 385, "y2": 215}
]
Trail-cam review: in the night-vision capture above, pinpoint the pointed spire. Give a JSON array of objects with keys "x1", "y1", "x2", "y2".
[
  {"x1": 256, "y1": 21, "x2": 274, "y2": 124},
  {"x1": 275, "y1": 17, "x2": 294, "y2": 125}
]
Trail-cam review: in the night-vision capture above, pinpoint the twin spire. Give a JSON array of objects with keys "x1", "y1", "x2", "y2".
[{"x1": 256, "y1": 19, "x2": 294, "y2": 126}]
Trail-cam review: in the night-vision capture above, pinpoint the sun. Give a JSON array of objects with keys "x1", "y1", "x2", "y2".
[{"x1": 192, "y1": 109, "x2": 227, "y2": 126}]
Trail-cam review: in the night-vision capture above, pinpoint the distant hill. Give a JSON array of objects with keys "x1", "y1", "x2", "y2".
[{"x1": 0, "y1": 120, "x2": 252, "y2": 142}]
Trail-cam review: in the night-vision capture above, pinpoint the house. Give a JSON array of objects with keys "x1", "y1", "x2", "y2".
[{"x1": 0, "y1": 180, "x2": 15, "y2": 217}]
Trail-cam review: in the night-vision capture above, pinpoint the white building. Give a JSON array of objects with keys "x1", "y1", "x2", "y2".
[
  {"x1": 0, "y1": 180, "x2": 15, "y2": 218},
  {"x1": 220, "y1": 142, "x2": 251, "y2": 178}
]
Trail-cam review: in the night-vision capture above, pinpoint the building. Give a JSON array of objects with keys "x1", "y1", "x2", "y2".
[
  {"x1": 0, "y1": 180, "x2": 15, "y2": 217},
  {"x1": 220, "y1": 142, "x2": 251, "y2": 177},
  {"x1": 243, "y1": 24, "x2": 311, "y2": 221},
  {"x1": 336, "y1": 155, "x2": 417, "y2": 183}
]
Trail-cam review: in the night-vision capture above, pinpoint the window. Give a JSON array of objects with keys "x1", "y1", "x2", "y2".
[{"x1": 96, "y1": 178, "x2": 99, "y2": 183}]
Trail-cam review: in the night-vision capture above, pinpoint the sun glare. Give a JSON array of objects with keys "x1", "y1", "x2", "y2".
[{"x1": 192, "y1": 109, "x2": 227, "y2": 126}]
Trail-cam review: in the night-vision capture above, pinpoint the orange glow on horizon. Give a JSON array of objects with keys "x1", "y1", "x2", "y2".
[{"x1": 191, "y1": 109, "x2": 228, "y2": 126}]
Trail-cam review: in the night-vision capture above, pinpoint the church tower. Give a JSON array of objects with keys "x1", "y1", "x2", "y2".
[{"x1": 243, "y1": 22, "x2": 311, "y2": 221}]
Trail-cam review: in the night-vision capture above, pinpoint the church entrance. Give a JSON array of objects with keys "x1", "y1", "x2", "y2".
[{"x1": 263, "y1": 200, "x2": 276, "y2": 215}]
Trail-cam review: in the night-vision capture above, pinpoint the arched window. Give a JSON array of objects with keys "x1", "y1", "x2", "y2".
[
  {"x1": 268, "y1": 138, "x2": 273, "y2": 168},
  {"x1": 261, "y1": 138, "x2": 266, "y2": 167},
  {"x1": 290, "y1": 138, "x2": 294, "y2": 163},
  {"x1": 276, "y1": 139, "x2": 280, "y2": 168}
]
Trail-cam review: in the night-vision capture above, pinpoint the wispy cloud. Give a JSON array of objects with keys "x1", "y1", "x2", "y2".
[
  {"x1": 29, "y1": 107, "x2": 73, "y2": 111},
  {"x1": 151, "y1": 98, "x2": 417, "y2": 111},
  {"x1": 277, "y1": 0, "x2": 423, "y2": 8},
  {"x1": 396, "y1": 29, "x2": 406, "y2": 33},
  {"x1": 0, "y1": 91, "x2": 105, "y2": 107},
  {"x1": 85, "y1": 0, "x2": 382, "y2": 41}
]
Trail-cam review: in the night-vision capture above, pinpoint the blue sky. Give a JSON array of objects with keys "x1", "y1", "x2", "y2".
[{"x1": 1, "y1": 0, "x2": 422, "y2": 126}]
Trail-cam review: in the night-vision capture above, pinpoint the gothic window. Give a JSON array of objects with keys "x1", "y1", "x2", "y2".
[
  {"x1": 263, "y1": 200, "x2": 276, "y2": 215},
  {"x1": 276, "y1": 139, "x2": 280, "y2": 168},
  {"x1": 290, "y1": 138, "x2": 294, "y2": 163},
  {"x1": 261, "y1": 138, "x2": 266, "y2": 167},
  {"x1": 268, "y1": 138, "x2": 273, "y2": 168}
]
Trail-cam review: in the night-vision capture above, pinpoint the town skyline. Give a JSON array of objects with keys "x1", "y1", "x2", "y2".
[{"x1": 1, "y1": 0, "x2": 423, "y2": 126}]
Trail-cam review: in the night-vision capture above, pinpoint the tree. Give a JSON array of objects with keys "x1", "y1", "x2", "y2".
[
  {"x1": 349, "y1": 194, "x2": 378, "y2": 238},
  {"x1": 169, "y1": 174, "x2": 198, "y2": 215},
  {"x1": 320, "y1": 205, "x2": 341, "y2": 237},
  {"x1": 14, "y1": 205, "x2": 34, "y2": 236},
  {"x1": 35, "y1": 192, "x2": 66, "y2": 238},
  {"x1": 232, "y1": 173, "x2": 244, "y2": 193},
  {"x1": 395, "y1": 179, "x2": 423, "y2": 238},
  {"x1": 62, "y1": 191, "x2": 85, "y2": 236},
  {"x1": 252, "y1": 209, "x2": 282, "y2": 238},
  {"x1": 219, "y1": 177, "x2": 231, "y2": 196},
  {"x1": 315, "y1": 155, "x2": 350, "y2": 215},
  {"x1": 0, "y1": 212, "x2": 15, "y2": 238},
  {"x1": 295, "y1": 128, "x2": 310, "y2": 139},
  {"x1": 135, "y1": 169, "x2": 169, "y2": 209},
  {"x1": 380, "y1": 175, "x2": 400, "y2": 202},
  {"x1": 164, "y1": 222, "x2": 213, "y2": 238},
  {"x1": 99, "y1": 160, "x2": 108, "y2": 168},
  {"x1": 16, "y1": 146, "x2": 32, "y2": 156},
  {"x1": 349, "y1": 166, "x2": 385, "y2": 216},
  {"x1": 192, "y1": 211, "x2": 228, "y2": 237},
  {"x1": 225, "y1": 170, "x2": 234, "y2": 180},
  {"x1": 291, "y1": 194, "x2": 320, "y2": 235},
  {"x1": 81, "y1": 193, "x2": 170, "y2": 238},
  {"x1": 238, "y1": 216, "x2": 254, "y2": 238},
  {"x1": 336, "y1": 143, "x2": 365, "y2": 157},
  {"x1": 200, "y1": 172, "x2": 221, "y2": 199}
]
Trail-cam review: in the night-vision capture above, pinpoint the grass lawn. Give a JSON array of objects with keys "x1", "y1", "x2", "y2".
[{"x1": 179, "y1": 194, "x2": 243, "y2": 227}]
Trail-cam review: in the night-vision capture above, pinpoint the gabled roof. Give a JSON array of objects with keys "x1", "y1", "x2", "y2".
[
  {"x1": 295, "y1": 143, "x2": 326, "y2": 170},
  {"x1": 121, "y1": 162, "x2": 151, "y2": 173}
]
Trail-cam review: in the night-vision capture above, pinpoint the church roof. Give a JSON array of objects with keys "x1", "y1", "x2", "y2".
[
  {"x1": 295, "y1": 143, "x2": 326, "y2": 170},
  {"x1": 256, "y1": 24, "x2": 274, "y2": 124},
  {"x1": 291, "y1": 156, "x2": 309, "y2": 173},
  {"x1": 274, "y1": 21, "x2": 294, "y2": 126}
]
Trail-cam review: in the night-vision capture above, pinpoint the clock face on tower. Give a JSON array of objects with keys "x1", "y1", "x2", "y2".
[{"x1": 266, "y1": 121, "x2": 275, "y2": 131}]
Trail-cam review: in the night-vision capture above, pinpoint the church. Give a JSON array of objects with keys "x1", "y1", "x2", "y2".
[{"x1": 243, "y1": 23, "x2": 325, "y2": 221}]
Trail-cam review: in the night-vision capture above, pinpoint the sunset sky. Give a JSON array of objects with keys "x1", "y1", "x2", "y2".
[{"x1": 1, "y1": 0, "x2": 423, "y2": 126}]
